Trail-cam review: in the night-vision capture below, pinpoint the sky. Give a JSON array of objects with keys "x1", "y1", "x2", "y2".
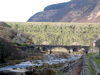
[{"x1": 0, "y1": 0, "x2": 70, "y2": 22}]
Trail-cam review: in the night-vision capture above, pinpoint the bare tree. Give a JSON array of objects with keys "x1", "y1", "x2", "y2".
[{"x1": 0, "y1": 38, "x2": 22, "y2": 63}]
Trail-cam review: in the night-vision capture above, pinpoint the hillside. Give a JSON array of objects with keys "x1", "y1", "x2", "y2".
[
  {"x1": 0, "y1": 22, "x2": 34, "y2": 63},
  {"x1": 6, "y1": 22, "x2": 100, "y2": 45},
  {"x1": 0, "y1": 22, "x2": 31, "y2": 44},
  {"x1": 27, "y1": 0, "x2": 100, "y2": 23}
]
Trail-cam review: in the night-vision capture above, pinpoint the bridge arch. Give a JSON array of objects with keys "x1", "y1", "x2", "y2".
[
  {"x1": 40, "y1": 46, "x2": 69, "y2": 54},
  {"x1": 51, "y1": 47, "x2": 68, "y2": 53}
]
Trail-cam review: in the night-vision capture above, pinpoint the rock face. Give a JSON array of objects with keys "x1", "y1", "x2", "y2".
[{"x1": 28, "y1": 0, "x2": 100, "y2": 23}]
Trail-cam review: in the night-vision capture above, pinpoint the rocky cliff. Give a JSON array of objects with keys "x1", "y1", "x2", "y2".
[{"x1": 27, "y1": 0, "x2": 100, "y2": 23}]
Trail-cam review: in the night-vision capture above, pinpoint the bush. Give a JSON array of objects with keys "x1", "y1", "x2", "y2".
[{"x1": 0, "y1": 38, "x2": 23, "y2": 63}]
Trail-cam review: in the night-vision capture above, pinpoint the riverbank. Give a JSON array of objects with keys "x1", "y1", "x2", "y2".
[{"x1": 85, "y1": 53, "x2": 100, "y2": 75}]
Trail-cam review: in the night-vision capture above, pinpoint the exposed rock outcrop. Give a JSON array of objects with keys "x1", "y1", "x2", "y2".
[{"x1": 28, "y1": 0, "x2": 100, "y2": 23}]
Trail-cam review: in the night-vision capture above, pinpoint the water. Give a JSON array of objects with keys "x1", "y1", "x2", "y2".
[{"x1": 0, "y1": 55, "x2": 82, "y2": 72}]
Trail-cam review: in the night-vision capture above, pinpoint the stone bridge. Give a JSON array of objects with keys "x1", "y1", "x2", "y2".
[{"x1": 33, "y1": 45, "x2": 90, "y2": 52}]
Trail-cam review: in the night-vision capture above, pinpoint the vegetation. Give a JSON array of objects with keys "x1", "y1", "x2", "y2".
[
  {"x1": 13, "y1": 42, "x2": 29, "y2": 47},
  {"x1": 93, "y1": 57, "x2": 100, "y2": 69},
  {"x1": 0, "y1": 37, "x2": 23, "y2": 63},
  {"x1": 0, "y1": 22, "x2": 11, "y2": 28},
  {"x1": 0, "y1": 25, "x2": 17, "y2": 41},
  {"x1": 86, "y1": 53, "x2": 100, "y2": 75},
  {"x1": 0, "y1": 23, "x2": 32, "y2": 44},
  {"x1": 0, "y1": 22, "x2": 34, "y2": 63},
  {"x1": 86, "y1": 53, "x2": 100, "y2": 68},
  {"x1": 55, "y1": 71, "x2": 62, "y2": 75},
  {"x1": 6, "y1": 22, "x2": 100, "y2": 45},
  {"x1": 86, "y1": 53, "x2": 95, "y2": 75}
]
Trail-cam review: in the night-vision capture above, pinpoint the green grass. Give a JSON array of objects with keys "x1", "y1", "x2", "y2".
[
  {"x1": 85, "y1": 53, "x2": 100, "y2": 74},
  {"x1": 86, "y1": 53, "x2": 95, "y2": 75},
  {"x1": 55, "y1": 71, "x2": 62, "y2": 75},
  {"x1": 86, "y1": 53, "x2": 100, "y2": 69},
  {"x1": 92, "y1": 55, "x2": 100, "y2": 69},
  {"x1": 93, "y1": 58, "x2": 100, "y2": 69}
]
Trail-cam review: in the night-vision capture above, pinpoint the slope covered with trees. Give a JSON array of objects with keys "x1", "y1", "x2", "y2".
[{"x1": 6, "y1": 22, "x2": 100, "y2": 46}]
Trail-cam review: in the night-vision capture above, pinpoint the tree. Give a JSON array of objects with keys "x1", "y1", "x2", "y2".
[{"x1": 0, "y1": 38, "x2": 21, "y2": 63}]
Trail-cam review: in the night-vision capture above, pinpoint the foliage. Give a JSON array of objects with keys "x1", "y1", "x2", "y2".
[
  {"x1": 56, "y1": 71, "x2": 62, "y2": 75},
  {"x1": 13, "y1": 42, "x2": 21, "y2": 46},
  {"x1": 86, "y1": 53, "x2": 100, "y2": 74},
  {"x1": 0, "y1": 38, "x2": 22, "y2": 63},
  {"x1": 0, "y1": 22, "x2": 11, "y2": 28},
  {"x1": 89, "y1": 46, "x2": 95, "y2": 49},
  {"x1": 13, "y1": 42, "x2": 29, "y2": 47},
  {"x1": 6, "y1": 22, "x2": 100, "y2": 46},
  {"x1": 0, "y1": 23, "x2": 31, "y2": 44},
  {"x1": 86, "y1": 54, "x2": 95, "y2": 75},
  {"x1": 0, "y1": 26, "x2": 17, "y2": 41},
  {"x1": 90, "y1": 54, "x2": 100, "y2": 69},
  {"x1": 93, "y1": 57, "x2": 100, "y2": 69}
]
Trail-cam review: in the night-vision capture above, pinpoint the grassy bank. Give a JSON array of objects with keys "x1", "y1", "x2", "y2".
[
  {"x1": 86, "y1": 53, "x2": 100, "y2": 75},
  {"x1": 86, "y1": 53, "x2": 95, "y2": 75},
  {"x1": 91, "y1": 54, "x2": 100, "y2": 69}
]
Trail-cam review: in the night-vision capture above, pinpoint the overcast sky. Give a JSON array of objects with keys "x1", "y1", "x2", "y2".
[{"x1": 0, "y1": 0, "x2": 70, "y2": 22}]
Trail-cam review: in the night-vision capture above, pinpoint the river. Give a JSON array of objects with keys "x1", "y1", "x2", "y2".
[{"x1": 0, "y1": 55, "x2": 82, "y2": 72}]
